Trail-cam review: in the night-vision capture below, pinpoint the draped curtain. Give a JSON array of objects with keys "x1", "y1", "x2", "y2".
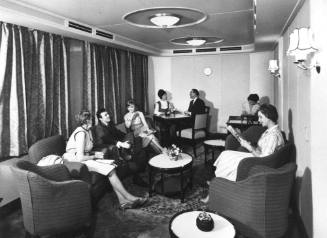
[
  {"x1": 82, "y1": 42, "x2": 148, "y2": 123},
  {"x1": 0, "y1": 22, "x2": 70, "y2": 159}
]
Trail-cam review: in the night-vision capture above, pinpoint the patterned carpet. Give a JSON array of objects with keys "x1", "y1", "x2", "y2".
[{"x1": 1, "y1": 146, "x2": 219, "y2": 238}]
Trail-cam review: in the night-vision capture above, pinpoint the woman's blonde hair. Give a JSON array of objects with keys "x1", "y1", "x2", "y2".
[{"x1": 75, "y1": 110, "x2": 92, "y2": 126}]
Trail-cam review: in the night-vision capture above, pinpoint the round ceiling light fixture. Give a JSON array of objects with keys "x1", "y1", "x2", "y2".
[
  {"x1": 171, "y1": 36, "x2": 224, "y2": 47},
  {"x1": 123, "y1": 7, "x2": 207, "y2": 29},
  {"x1": 149, "y1": 13, "x2": 180, "y2": 28},
  {"x1": 186, "y1": 38, "x2": 207, "y2": 46}
]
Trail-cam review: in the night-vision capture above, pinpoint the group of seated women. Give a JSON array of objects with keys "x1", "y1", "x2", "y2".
[{"x1": 63, "y1": 100, "x2": 166, "y2": 210}]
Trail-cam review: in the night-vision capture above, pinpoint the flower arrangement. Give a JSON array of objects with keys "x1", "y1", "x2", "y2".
[{"x1": 167, "y1": 144, "x2": 182, "y2": 160}]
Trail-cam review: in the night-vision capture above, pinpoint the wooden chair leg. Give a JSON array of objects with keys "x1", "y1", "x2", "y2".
[{"x1": 193, "y1": 146, "x2": 197, "y2": 157}]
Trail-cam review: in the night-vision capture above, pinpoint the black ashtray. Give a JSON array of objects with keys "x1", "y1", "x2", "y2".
[{"x1": 196, "y1": 211, "x2": 214, "y2": 232}]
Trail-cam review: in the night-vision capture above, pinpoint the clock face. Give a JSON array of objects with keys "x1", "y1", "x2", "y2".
[{"x1": 203, "y1": 67, "x2": 212, "y2": 76}]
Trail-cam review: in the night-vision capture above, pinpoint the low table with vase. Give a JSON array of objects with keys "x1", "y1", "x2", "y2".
[
  {"x1": 169, "y1": 209, "x2": 235, "y2": 238},
  {"x1": 148, "y1": 150, "x2": 193, "y2": 203}
]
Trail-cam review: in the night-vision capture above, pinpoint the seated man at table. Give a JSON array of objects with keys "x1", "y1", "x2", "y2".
[
  {"x1": 185, "y1": 89, "x2": 205, "y2": 116},
  {"x1": 180, "y1": 88, "x2": 206, "y2": 129},
  {"x1": 93, "y1": 108, "x2": 148, "y2": 187}
]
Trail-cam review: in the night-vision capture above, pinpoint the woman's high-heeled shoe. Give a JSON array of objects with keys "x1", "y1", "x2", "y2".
[
  {"x1": 133, "y1": 197, "x2": 148, "y2": 208},
  {"x1": 118, "y1": 202, "x2": 134, "y2": 211}
]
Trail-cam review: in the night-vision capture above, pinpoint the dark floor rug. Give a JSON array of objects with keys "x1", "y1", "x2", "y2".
[{"x1": 1, "y1": 146, "x2": 218, "y2": 238}]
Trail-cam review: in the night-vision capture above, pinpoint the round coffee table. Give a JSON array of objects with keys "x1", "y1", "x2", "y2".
[
  {"x1": 169, "y1": 210, "x2": 235, "y2": 238},
  {"x1": 148, "y1": 153, "x2": 193, "y2": 202},
  {"x1": 203, "y1": 139, "x2": 225, "y2": 164}
]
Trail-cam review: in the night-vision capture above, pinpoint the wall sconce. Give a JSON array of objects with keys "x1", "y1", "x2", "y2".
[
  {"x1": 287, "y1": 27, "x2": 320, "y2": 73},
  {"x1": 268, "y1": 60, "x2": 280, "y2": 77}
]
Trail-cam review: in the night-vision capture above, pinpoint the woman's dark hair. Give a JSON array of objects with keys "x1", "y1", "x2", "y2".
[
  {"x1": 247, "y1": 94, "x2": 259, "y2": 102},
  {"x1": 157, "y1": 89, "x2": 167, "y2": 99},
  {"x1": 76, "y1": 110, "x2": 92, "y2": 126},
  {"x1": 126, "y1": 99, "x2": 137, "y2": 108},
  {"x1": 191, "y1": 89, "x2": 200, "y2": 96},
  {"x1": 258, "y1": 104, "x2": 278, "y2": 123}
]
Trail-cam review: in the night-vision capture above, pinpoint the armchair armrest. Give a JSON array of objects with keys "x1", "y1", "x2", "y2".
[
  {"x1": 21, "y1": 163, "x2": 71, "y2": 182},
  {"x1": 63, "y1": 161, "x2": 91, "y2": 183}
]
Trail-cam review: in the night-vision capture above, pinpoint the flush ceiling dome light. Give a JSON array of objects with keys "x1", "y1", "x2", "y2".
[
  {"x1": 171, "y1": 36, "x2": 224, "y2": 46},
  {"x1": 186, "y1": 38, "x2": 206, "y2": 46},
  {"x1": 149, "y1": 13, "x2": 180, "y2": 28},
  {"x1": 123, "y1": 7, "x2": 207, "y2": 29}
]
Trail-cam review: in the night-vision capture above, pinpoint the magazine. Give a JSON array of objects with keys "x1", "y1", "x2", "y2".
[{"x1": 226, "y1": 125, "x2": 244, "y2": 143}]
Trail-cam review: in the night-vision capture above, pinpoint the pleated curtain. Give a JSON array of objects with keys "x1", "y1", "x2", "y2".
[
  {"x1": 82, "y1": 42, "x2": 149, "y2": 123},
  {"x1": 0, "y1": 22, "x2": 70, "y2": 158}
]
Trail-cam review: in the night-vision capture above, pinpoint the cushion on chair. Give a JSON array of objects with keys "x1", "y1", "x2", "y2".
[
  {"x1": 28, "y1": 135, "x2": 66, "y2": 164},
  {"x1": 180, "y1": 128, "x2": 206, "y2": 139}
]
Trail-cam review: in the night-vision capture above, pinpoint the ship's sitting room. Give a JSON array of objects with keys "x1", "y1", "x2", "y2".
[{"x1": 0, "y1": 0, "x2": 327, "y2": 238}]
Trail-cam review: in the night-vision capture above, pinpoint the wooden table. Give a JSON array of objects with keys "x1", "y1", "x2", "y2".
[
  {"x1": 148, "y1": 153, "x2": 193, "y2": 203},
  {"x1": 153, "y1": 113, "x2": 191, "y2": 145},
  {"x1": 169, "y1": 210, "x2": 235, "y2": 238}
]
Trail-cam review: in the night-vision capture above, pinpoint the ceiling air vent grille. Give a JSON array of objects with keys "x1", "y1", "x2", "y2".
[
  {"x1": 95, "y1": 30, "x2": 113, "y2": 39},
  {"x1": 220, "y1": 46, "x2": 242, "y2": 51},
  {"x1": 67, "y1": 21, "x2": 92, "y2": 33},
  {"x1": 173, "y1": 49, "x2": 193, "y2": 54},
  {"x1": 195, "y1": 48, "x2": 216, "y2": 53}
]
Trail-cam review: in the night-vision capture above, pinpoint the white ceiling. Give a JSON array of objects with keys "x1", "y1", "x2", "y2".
[{"x1": 0, "y1": 0, "x2": 302, "y2": 53}]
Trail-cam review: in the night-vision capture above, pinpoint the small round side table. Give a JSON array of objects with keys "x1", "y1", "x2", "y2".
[
  {"x1": 169, "y1": 210, "x2": 235, "y2": 238},
  {"x1": 203, "y1": 139, "x2": 225, "y2": 164},
  {"x1": 148, "y1": 153, "x2": 193, "y2": 203}
]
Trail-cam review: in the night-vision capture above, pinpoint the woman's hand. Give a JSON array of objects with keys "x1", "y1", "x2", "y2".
[
  {"x1": 94, "y1": 151, "x2": 104, "y2": 159},
  {"x1": 239, "y1": 138, "x2": 253, "y2": 152}
]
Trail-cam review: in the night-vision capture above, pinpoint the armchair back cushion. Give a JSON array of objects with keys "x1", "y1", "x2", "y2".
[{"x1": 28, "y1": 135, "x2": 65, "y2": 164}]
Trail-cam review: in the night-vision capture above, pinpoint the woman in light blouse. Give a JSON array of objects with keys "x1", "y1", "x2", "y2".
[{"x1": 201, "y1": 104, "x2": 284, "y2": 203}]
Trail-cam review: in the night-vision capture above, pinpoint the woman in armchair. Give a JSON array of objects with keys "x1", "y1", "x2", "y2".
[
  {"x1": 202, "y1": 104, "x2": 284, "y2": 203},
  {"x1": 63, "y1": 110, "x2": 147, "y2": 210},
  {"x1": 124, "y1": 100, "x2": 164, "y2": 153}
]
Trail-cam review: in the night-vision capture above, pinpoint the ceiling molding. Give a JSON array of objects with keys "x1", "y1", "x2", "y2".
[{"x1": 0, "y1": 0, "x2": 161, "y2": 55}]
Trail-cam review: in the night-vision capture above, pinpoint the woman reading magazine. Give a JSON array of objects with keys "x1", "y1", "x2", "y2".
[{"x1": 201, "y1": 104, "x2": 284, "y2": 203}]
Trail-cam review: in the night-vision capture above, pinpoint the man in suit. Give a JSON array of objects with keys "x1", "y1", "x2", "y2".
[
  {"x1": 186, "y1": 88, "x2": 206, "y2": 116},
  {"x1": 92, "y1": 108, "x2": 148, "y2": 187}
]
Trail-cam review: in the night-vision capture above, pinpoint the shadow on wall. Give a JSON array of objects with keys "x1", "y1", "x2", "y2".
[
  {"x1": 199, "y1": 90, "x2": 218, "y2": 132},
  {"x1": 259, "y1": 96, "x2": 270, "y2": 105},
  {"x1": 288, "y1": 109, "x2": 294, "y2": 144},
  {"x1": 288, "y1": 108, "x2": 312, "y2": 238},
  {"x1": 293, "y1": 168, "x2": 313, "y2": 238}
]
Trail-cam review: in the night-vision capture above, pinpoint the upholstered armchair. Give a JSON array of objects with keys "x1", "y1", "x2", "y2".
[
  {"x1": 27, "y1": 135, "x2": 109, "y2": 205},
  {"x1": 11, "y1": 160, "x2": 92, "y2": 237},
  {"x1": 209, "y1": 163, "x2": 297, "y2": 238}
]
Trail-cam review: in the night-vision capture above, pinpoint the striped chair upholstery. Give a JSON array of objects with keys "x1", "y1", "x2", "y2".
[
  {"x1": 209, "y1": 163, "x2": 297, "y2": 238},
  {"x1": 11, "y1": 160, "x2": 92, "y2": 237}
]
